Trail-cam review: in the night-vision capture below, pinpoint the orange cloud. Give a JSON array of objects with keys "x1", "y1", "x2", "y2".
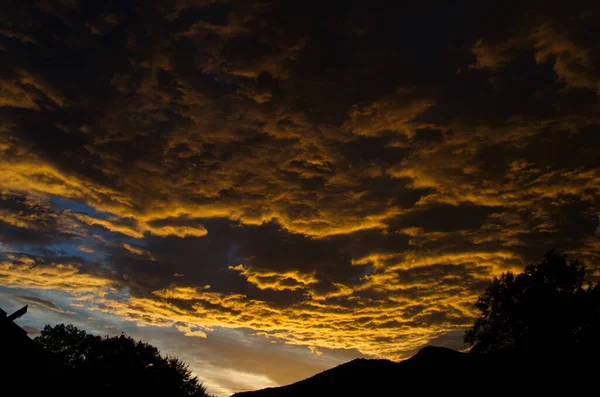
[
  {"x1": 77, "y1": 245, "x2": 95, "y2": 253},
  {"x1": 533, "y1": 23, "x2": 600, "y2": 93},
  {"x1": 121, "y1": 243, "x2": 155, "y2": 260},
  {"x1": 0, "y1": 255, "x2": 114, "y2": 293},
  {"x1": 2, "y1": 2, "x2": 600, "y2": 381},
  {"x1": 345, "y1": 91, "x2": 433, "y2": 138},
  {"x1": 229, "y1": 264, "x2": 318, "y2": 291}
]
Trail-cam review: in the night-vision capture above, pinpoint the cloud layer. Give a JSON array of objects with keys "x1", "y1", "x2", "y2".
[{"x1": 1, "y1": 1, "x2": 599, "y2": 395}]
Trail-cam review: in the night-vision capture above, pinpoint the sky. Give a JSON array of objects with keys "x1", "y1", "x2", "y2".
[{"x1": 1, "y1": 0, "x2": 599, "y2": 395}]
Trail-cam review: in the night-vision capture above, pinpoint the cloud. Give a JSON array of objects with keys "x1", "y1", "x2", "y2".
[
  {"x1": 389, "y1": 203, "x2": 503, "y2": 232},
  {"x1": 229, "y1": 264, "x2": 318, "y2": 291},
  {"x1": 0, "y1": 254, "x2": 115, "y2": 293},
  {"x1": 72, "y1": 213, "x2": 144, "y2": 239},
  {"x1": 344, "y1": 91, "x2": 433, "y2": 138},
  {"x1": 308, "y1": 346, "x2": 323, "y2": 356},
  {"x1": 0, "y1": 192, "x2": 65, "y2": 243},
  {"x1": 469, "y1": 39, "x2": 518, "y2": 70},
  {"x1": 77, "y1": 245, "x2": 95, "y2": 253},
  {"x1": 121, "y1": 243, "x2": 155, "y2": 261},
  {"x1": 0, "y1": 244, "x2": 491, "y2": 361},
  {"x1": 16, "y1": 294, "x2": 67, "y2": 313},
  {"x1": 532, "y1": 18, "x2": 600, "y2": 94},
  {"x1": 174, "y1": 322, "x2": 208, "y2": 338},
  {"x1": 1, "y1": 1, "x2": 600, "y2": 395},
  {"x1": 0, "y1": 70, "x2": 64, "y2": 110},
  {"x1": 72, "y1": 213, "x2": 208, "y2": 239}
]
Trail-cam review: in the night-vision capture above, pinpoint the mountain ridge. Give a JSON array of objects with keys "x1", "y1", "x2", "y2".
[{"x1": 231, "y1": 345, "x2": 594, "y2": 397}]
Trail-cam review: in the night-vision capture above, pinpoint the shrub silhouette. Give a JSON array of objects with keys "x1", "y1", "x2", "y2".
[
  {"x1": 35, "y1": 324, "x2": 213, "y2": 397},
  {"x1": 465, "y1": 250, "x2": 600, "y2": 355}
]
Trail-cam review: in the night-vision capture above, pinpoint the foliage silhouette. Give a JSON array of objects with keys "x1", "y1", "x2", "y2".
[
  {"x1": 34, "y1": 324, "x2": 213, "y2": 397},
  {"x1": 465, "y1": 250, "x2": 600, "y2": 355}
]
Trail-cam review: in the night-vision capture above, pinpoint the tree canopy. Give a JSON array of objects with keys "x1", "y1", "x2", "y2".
[
  {"x1": 465, "y1": 250, "x2": 600, "y2": 355},
  {"x1": 34, "y1": 324, "x2": 212, "y2": 397}
]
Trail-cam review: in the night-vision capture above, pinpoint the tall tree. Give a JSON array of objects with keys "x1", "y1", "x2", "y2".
[{"x1": 465, "y1": 250, "x2": 600, "y2": 355}]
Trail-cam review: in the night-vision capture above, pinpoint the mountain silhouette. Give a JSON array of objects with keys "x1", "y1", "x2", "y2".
[
  {"x1": 232, "y1": 345, "x2": 596, "y2": 397},
  {"x1": 232, "y1": 251, "x2": 599, "y2": 397}
]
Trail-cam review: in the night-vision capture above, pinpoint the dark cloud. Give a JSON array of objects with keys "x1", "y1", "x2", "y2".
[
  {"x1": 16, "y1": 295, "x2": 64, "y2": 312},
  {"x1": 340, "y1": 135, "x2": 409, "y2": 166},
  {"x1": 174, "y1": 3, "x2": 232, "y2": 28},
  {"x1": 1, "y1": 1, "x2": 600, "y2": 395},
  {"x1": 0, "y1": 222, "x2": 52, "y2": 244},
  {"x1": 0, "y1": 193, "x2": 70, "y2": 245},
  {"x1": 389, "y1": 203, "x2": 503, "y2": 232},
  {"x1": 413, "y1": 128, "x2": 445, "y2": 144},
  {"x1": 109, "y1": 218, "x2": 411, "y2": 301}
]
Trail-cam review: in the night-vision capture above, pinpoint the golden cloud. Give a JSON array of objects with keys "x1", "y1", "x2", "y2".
[
  {"x1": 77, "y1": 245, "x2": 95, "y2": 253},
  {"x1": 345, "y1": 92, "x2": 433, "y2": 138},
  {"x1": 1, "y1": 1, "x2": 599, "y2": 377},
  {"x1": 0, "y1": 255, "x2": 114, "y2": 293},
  {"x1": 71, "y1": 213, "x2": 207, "y2": 239},
  {"x1": 0, "y1": 70, "x2": 64, "y2": 110},
  {"x1": 121, "y1": 243, "x2": 155, "y2": 260},
  {"x1": 0, "y1": 248, "x2": 504, "y2": 360},
  {"x1": 229, "y1": 265, "x2": 318, "y2": 291}
]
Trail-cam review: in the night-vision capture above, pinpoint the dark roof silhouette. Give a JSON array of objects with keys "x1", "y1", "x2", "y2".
[
  {"x1": 0, "y1": 306, "x2": 37, "y2": 353},
  {"x1": 0, "y1": 306, "x2": 68, "y2": 395}
]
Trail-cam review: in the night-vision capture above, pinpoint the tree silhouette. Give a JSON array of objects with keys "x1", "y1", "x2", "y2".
[
  {"x1": 465, "y1": 250, "x2": 600, "y2": 355},
  {"x1": 35, "y1": 324, "x2": 213, "y2": 397},
  {"x1": 35, "y1": 323, "x2": 102, "y2": 367}
]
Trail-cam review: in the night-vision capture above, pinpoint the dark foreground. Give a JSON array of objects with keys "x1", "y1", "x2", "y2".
[{"x1": 232, "y1": 346, "x2": 599, "y2": 397}]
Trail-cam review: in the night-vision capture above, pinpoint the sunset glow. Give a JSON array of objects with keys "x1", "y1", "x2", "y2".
[{"x1": 1, "y1": 1, "x2": 599, "y2": 395}]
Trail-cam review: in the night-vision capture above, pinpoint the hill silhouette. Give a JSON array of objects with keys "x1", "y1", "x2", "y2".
[
  {"x1": 231, "y1": 347, "x2": 464, "y2": 397},
  {"x1": 232, "y1": 345, "x2": 597, "y2": 397},
  {"x1": 234, "y1": 250, "x2": 600, "y2": 397}
]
